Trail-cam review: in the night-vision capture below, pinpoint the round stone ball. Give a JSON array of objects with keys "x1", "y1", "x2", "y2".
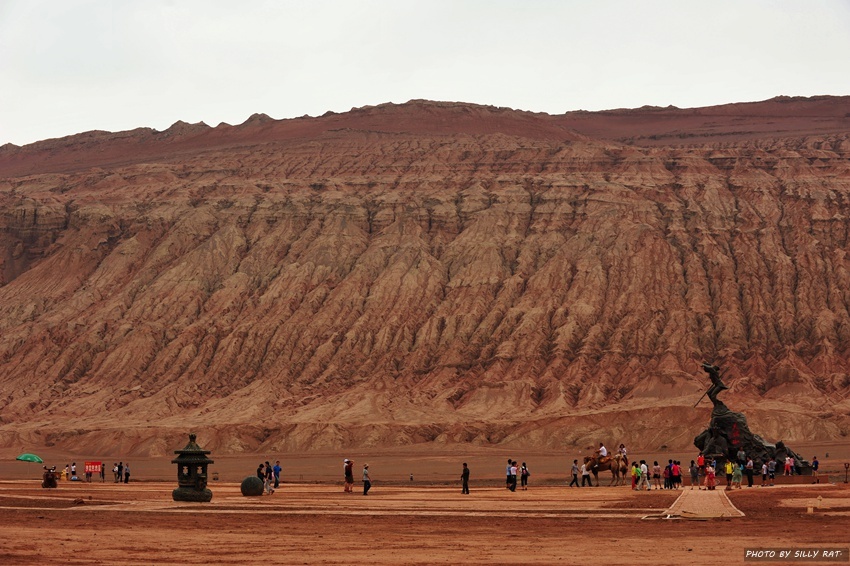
[{"x1": 240, "y1": 476, "x2": 264, "y2": 496}]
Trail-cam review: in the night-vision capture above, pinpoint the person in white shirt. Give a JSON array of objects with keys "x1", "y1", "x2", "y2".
[
  {"x1": 598, "y1": 443, "x2": 608, "y2": 458},
  {"x1": 509, "y1": 461, "x2": 518, "y2": 492},
  {"x1": 638, "y1": 460, "x2": 650, "y2": 490},
  {"x1": 581, "y1": 462, "x2": 592, "y2": 486}
]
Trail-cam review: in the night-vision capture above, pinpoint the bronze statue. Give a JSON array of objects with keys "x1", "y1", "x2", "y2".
[
  {"x1": 695, "y1": 362, "x2": 729, "y2": 409},
  {"x1": 692, "y1": 362, "x2": 809, "y2": 474}
]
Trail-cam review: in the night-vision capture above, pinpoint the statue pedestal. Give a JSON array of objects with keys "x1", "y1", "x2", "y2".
[
  {"x1": 172, "y1": 487, "x2": 213, "y2": 502},
  {"x1": 694, "y1": 402, "x2": 806, "y2": 471}
]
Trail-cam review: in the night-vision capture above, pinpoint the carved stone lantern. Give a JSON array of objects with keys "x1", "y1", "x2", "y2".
[{"x1": 171, "y1": 433, "x2": 214, "y2": 502}]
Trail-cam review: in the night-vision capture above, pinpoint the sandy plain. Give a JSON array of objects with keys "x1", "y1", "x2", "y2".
[{"x1": 2, "y1": 442, "x2": 850, "y2": 565}]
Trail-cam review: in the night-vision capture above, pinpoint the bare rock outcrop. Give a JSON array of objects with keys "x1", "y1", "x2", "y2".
[{"x1": 1, "y1": 98, "x2": 849, "y2": 455}]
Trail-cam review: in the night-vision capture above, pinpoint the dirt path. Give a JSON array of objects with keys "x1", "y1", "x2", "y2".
[
  {"x1": 664, "y1": 486, "x2": 745, "y2": 517},
  {"x1": 0, "y1": 481, "x2": 847, "y2": 565}
]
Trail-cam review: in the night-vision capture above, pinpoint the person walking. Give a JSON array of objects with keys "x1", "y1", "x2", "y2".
[
  {"x1": 638, "y1": 460, "x2": 650, "y2": 491},
  {"x1": 697, "y1": 452, "x2": 705, "y2": 485},
  {"x1": 273, "y1": 460, "x2": 281, "y2": 489},
  {"x1": 461, "y1": 462, "x2": 470, "y2": 494},
  {"x1": 263, "y1": 461, "x2": 274, "y2": 495},
  {"x1": 117, "y1": 462, "x2": 124, "y2": 483},
  {"x1": 767, "y1": 457, "x2": 776, "y2": 486},
  {"x1": 569, "y1": 460, "x2": 580, "y2": 487},
  {"x1": 732, "y1": 461, "x2": 743, "y2": 489},
  {"x1": 505, "y1": 459, "x2": 512, "y2": 489},
  {"x1": 672, "y1": 460, "x2": 682, "y2": 489},
  {"x1": 745, "y1": 457, "x2": 754, "y2": 488},
  {"x1": 725, "y1": 459, "x2": 734, "y2": 488},
  {"x1": 123, "y1": 463, "x2": 130, "y2": 484},
  {"x1": 812, "y1": 456, "x2": 820, "y2": 483},
  {"x1": 113, "y1": 463, "x2": 119, "y2": 482},
  {"x1": 99, "y1": 464, "x2": 105, "y2": 483},
  {"x1": 520, "y1": 462, "x2": 530, "y2": 490},
  {"x1": 257, "y1": 462, "x2": 265, "y2": 480},
  {"x1": 705, "y1": 463, "x2": 716, "y2": 490},
  {"x1": 652, "y1": 461, "x2": 662, "y2": 490},
  {"x1": 363, "y1": 463, "x2": 372, "y2": 495},
  {"x1": 689, "y1": 460, "x2": 699, "y2": 489},
  {"x1": 581, "y1": 462, "x2": 592, "y2": 487},
  {"x1": 509, "y1": 461, "x2": 518, "y2": 492},
  {"x1": 343, "y1": 459, "x2": 354, "y2": 493}
]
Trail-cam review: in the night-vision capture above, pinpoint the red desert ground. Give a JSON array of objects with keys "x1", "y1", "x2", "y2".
[{"x1": 1, "y1": 96, "x2": 850, "y2": 564}]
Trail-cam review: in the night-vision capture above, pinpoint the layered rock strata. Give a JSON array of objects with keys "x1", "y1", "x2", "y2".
[{"x1": 0, "y1": 98, "x2": 849, "y2": 454}]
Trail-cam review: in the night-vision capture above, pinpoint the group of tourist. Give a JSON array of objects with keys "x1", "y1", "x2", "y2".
[
  {"x1": 329, "y1": 447, "x2": 798, "y2": 494},
  {"x1": 59, "y1": 462, "x2": 111, "y2": 483},
  {"x1": 256, "y1": 460, "x2": 282, "y2": 494},
  {"x1": 564, "y1": 442, "x2": 822, "y2": 491},
  {"x1": 59, "y1": 462, "x2": 79, "y2": 481},
  {"x1": 458, "y1": 459, "x2": 531, "y2": 493},
  {"x1": 339, "y1": 458, "x2": 371, "y2": 495},
  {"x1": 43, "y1": 448, "x2": 824, "y2": 498},
  {"x1": 245, "y1": 443, "x2": 823, "y2": 496},
  {"x1": 43, "y1": 462, "x2": 128, "y2": 484},
  {"x1": 110, "y1": 462, "x2": 131, "y2": 483},
  {"x1": 504, "y1": 459, "x2": 530, "y2": 492},
  {"x1": 568, "y1": 458, "x2": 595, "y2": 487},
  {"x1": 694, "y1": 450, "x2": 820, "y2": 489},
  {"x1": 45, "y1": 443, "x2": 825, "y2": 496},
  {"x1": 336, "y1": 458, "x2": 533, "y2": 495},
  {"x1": 629, "y1": 459, "x2": 685, "y2": 490}
]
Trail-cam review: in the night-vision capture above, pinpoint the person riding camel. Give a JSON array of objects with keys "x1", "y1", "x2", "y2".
[
  {"x1": 598, "y1": 443, "x2": 609, "y2": 463},
  {"x1": 618, "y1": 444, "x2": 627, "y2": 458}
]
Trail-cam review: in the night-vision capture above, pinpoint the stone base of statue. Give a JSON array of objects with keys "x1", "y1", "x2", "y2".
[
  {"x1": 172, "y1": 487, "x2": 213, "y2": 502},
  {"x1": 694, "y1": 399, "x2": 808, "y2": 473},
  {"x1": 241, "y1": 476, "x2": 264, "y2": 496}
]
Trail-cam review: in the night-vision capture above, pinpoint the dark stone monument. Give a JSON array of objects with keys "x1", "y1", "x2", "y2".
[
  {"x1": 41, "y1": 466, "x2": 58, "y2": 489},
  {"x1": 171, "y1": 433, "x2": 214, "y2": 502},
  {"x1": 693, "y1": 363, "x2": 808, "y2": 472},
  {"x1": 240, "y1": 475, "x2": 264, "y2": 496}
]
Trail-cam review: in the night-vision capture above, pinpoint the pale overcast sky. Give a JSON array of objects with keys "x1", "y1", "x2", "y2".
[{"x1": 1, "y1": 0, "x2": 849, "y2": 146}]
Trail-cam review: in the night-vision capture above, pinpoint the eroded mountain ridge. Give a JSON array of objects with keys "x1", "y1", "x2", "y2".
[{"x1": 1, "y1": 97, "x2": 850, "y2": 455}]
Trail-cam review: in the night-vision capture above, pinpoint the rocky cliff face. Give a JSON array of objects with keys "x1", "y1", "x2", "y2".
[{"x1": 1, "y1": 98, "x2": 850, "y2": 455}]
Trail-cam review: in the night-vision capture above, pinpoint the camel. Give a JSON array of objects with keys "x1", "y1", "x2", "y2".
[{"x1": 583, "y1": 454, "x2": 629, "y2": 486}]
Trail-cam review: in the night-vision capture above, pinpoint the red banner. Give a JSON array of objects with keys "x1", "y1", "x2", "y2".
[{"x1": 85, "y1": 461, "x2": 102, "y2": 474}]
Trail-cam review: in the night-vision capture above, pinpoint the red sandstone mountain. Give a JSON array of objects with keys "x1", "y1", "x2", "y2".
[{"x1": 1, "y1": 96, "x2": 850, "y2": 456}]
